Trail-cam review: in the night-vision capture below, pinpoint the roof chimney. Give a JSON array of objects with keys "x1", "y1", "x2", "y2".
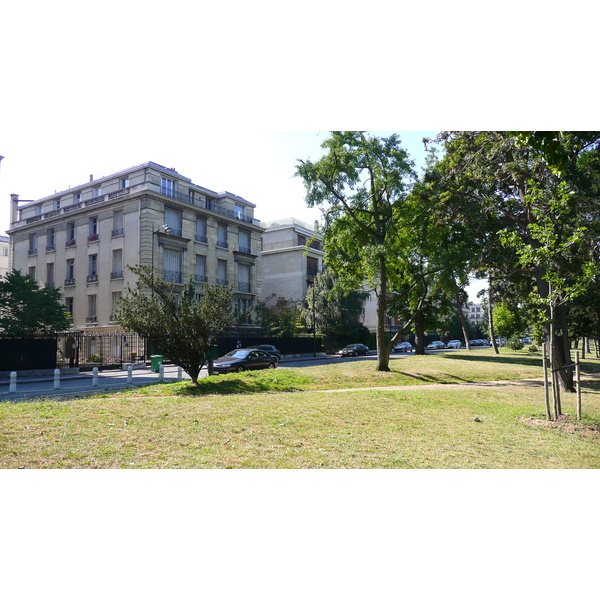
[
  {"x1": 90, "y1": 174, "x2": 94, "y2": 182},
  {"x1": 10, "y1": 194, "x2": 19, "y2": 225}
]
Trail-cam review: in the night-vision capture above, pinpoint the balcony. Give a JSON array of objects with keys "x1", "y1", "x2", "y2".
[
  {"x1": 237, "y1": 281, "x2": 251, "y2": 293},
  {"x1": 88, "y1": 233, "x2": 99, "y2": 242},
  {"x1": 111, "y1": 270, "x2": 123, "y2": 279},
  {"x1": 111, "y1": 228, "x2": 124, "y2": 237},
  {"x1": 238, "y1": 246, "x2": 251, "y2": 254},
  {"x1": 46, "y1": 245, "x2": 55, "y2": 252},
  {"x1": 195, "y1": 274, "x2": 208, "y2": 283},
  {"x1": 86, "y1": 316, "x2": 98, "y2": 323},
  {"x1": 216, "y1": 278, "x2": 228, "y2": 286},
  {"x1": 66, "y1": 239, "x2": 76, "y2": 247},
  {"x1": 195, "y1": 234, "x2": 208, "y2": 244},
  {"x1": 87, "y1": 274, "x2": 98, "y2": 283},
  {"x1": 217, "y1": 240, "x2": 228, "y2": 249},
  {"x1": 65, "y1": 278, "x2": 75, "y2": 286},
  {"x1": 28, "y1": 249, "x2": 37, "y2": 256},
  {"x1": 163, "y1": 270, "x2": 183, "y2": 284}
]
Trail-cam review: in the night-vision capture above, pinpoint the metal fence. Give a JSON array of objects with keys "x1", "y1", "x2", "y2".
[{"x1": 55, "y1": 332, "x2": 149, "y2": 371}]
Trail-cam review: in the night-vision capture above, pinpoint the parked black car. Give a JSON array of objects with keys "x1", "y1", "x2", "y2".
[
  {"x1": 213, "y1": 349, "x2": 278, "y2": 374},
  {"x1": 248, "y1": 344, "x2": 281, "y2": 361},
  {"x1": 338, "y1": 343, "x2": 369, "y2": 357}
]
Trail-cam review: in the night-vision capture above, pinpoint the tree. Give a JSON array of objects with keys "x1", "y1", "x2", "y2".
[
  {"x1": 432, "y1": 131, "x2": 600, "y2": 396},
  {"x1": 301, "y1": 268, "x2": 370, "y2": 349},
  {"x1": 255, "y1": 294, "x2": 304, "y2": 337},
  {"x1": 115, "y1": 265, "x2": 240, "y2": 384},
  {"x1": 295, "y1": 132, "x2": 417, "y2": 370},
  {"x1": 492, "y1": 301, "x2": 525, "y2": 340},
  {"x1": 0, "y1": 269, "x2": 71, "y2": 335}
]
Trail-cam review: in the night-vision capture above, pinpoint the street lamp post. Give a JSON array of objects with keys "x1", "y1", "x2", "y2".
[{"x1": 151, "y1": 224, "x2": 173, "y2": 295}]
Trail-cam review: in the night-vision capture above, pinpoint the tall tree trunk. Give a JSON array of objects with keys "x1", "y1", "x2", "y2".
[
  {"x1": 455, "y1": 290, "x2": 471, "y2": 350},
  {"x1": 488, "y1": 275, "x2": 499, "y2": 355},
  {"x1": 555, "y1": 303, "x2": 574, "y2": 393},
  {"x1": 376, "y1": 255, "x2": 391, "y2": 371},
  {"x1": 414, "y1": 310, "x2": 426, "y2": 355}
]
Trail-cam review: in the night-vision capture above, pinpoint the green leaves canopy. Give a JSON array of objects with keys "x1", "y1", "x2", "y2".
[
  {"x1": 0, "y1": 269, "x2": 71, "y2": 335},
  {"x1": 115, "y1": 266, "x2": 240, "y2": 383}
]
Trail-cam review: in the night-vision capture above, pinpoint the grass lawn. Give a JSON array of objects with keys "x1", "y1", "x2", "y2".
[{"x1": 1, "y1": 348, "x2": 599, "y2": 468}]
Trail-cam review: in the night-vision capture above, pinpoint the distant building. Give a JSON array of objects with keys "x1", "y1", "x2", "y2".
[
  {"x1": 464, "y1": 302, "x2": 484, "y2": 326},
  {"x1": 0, "y1": 235, "x2": 9, "y2": 279},
  {"x1": 8, "y1": 162, "x2": 264, "y2": 332},
  {"x1": 260, "y1": 217, "x2": 324, "y2": 305}
]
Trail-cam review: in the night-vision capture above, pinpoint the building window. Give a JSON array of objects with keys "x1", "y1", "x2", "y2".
[
  {"x1": 164, "y1": 206, "x2": 182, "y2": 237},
  {"x1": 237, "y1": 297, "x2": 253, "y2": 324},
  {"x1": 217, "y1": 223, "x2": 228, "y2": 248},
  {"x1": 87, "y1": 254, "x2": 98, "y2": 282},
  {"x1": 217, "y1": 259, "x2": 228, "y2": 285},
  {"x1": 112, "y1": 210, "x2": 124, "y2": 236},
  {"x1": 65, "y1": 258, "x2": 75, "y2": 285},
  {"x1": 163, "y1": 248, "x2": 183, "y2": 283},
  {"x1": 75, "y1": 192, "x2": 81, "y2": 203},
  {"x1": 54, "y1": 198, "x2": 61, "y2": 211},
  {"x1": 93, "y1": 186, "x2": 102, "y2": 198},
  {"x1": 161, "y1": 177, "x2": 177, "y2": 199},
  {"x1": 88, "y1": 216, "x2": 99, "y2": 241},
  {"x1": 205, "y1": 196, "x2": 216, "y2": 211},
  {"x1": 234, "y1": 204, "x2": 245, "y2": 220},
  {"x1": 28, "y1": 266, "x2": 36, "y2": 280},
  {"x1": 298, "y1": 234, "x2": 306, "y2": 246},
  {"x1": 66, "y1": 221, "x2": 76, "y2": 246},
  {"x1": 121, "y1": 178, "x2": 130, "y2": 189},
  {"x1": 188, "y1": 189, "x2": 195, "y2": 203},
  {"x1": 87, "y1": 295, "x2": 97, "y2": 323},
  {"x1": 195, "y1": 217, "x2": 207, "y2": 243},
  {"x1": 110, "y1": 291, "x2": 122, "y2": 321},
  {"x1": 111, "y1": 249, "x2": 123, "y2": 279},
  {"x1": 195, "y1": 255, "x2": 207, "y2": 283},
  {"x1": 46, "y1": 263, "x2": 54, "y2": 287},
  {"x1": 307, "y1": 256, "x2": 319, "y2": 277},
  {"x1": 65, "y1": 297, "x2": 74, "y2": 322},
  {"x1": 28, "y1": 233, "x2": 37, "y2": 255},
  {"x1": 237, "y1": 263, "x2": 251, "y2": 293},
  {"x1": 46, "y1": 228, "x2": 55, "y2": 251},
  {"x1": 238, "y1": 230, "x2": 251, "y2": 254}
]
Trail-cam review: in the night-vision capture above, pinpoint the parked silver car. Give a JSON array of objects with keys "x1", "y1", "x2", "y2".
[
  {"x1": 426, "y1": 341, "x2": 446, "y2": 350},
  {"x1": 446, "y1": 340, "x2": 461, "y2": 349},
  {"x1": 393, "y1": 342, "x2": 413, "y2": 352}
]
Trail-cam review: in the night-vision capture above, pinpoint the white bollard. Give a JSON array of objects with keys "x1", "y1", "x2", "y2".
[
  {"x1": 158, "y1": 363, "x2": 164, "y2": 383},
  {"x1": 92, "y1": 367, "x2": 99, "y2": 386},
  {"x1": 53, "y1": 368, "x2": 61, "y2": 390},
  {"x1": 127, "y1": 364, "x2": 133, "y2": 384},
  {"x1": 177, "y1": 366, "x2": 182, "y2": 381},
  {"x1": 9, "y1": 372, "x2": 17, "y2": 393}
]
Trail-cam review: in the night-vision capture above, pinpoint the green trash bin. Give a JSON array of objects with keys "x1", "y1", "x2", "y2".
[{"x1": 151, "y1": 355, "x2": 164, "y2": 373}]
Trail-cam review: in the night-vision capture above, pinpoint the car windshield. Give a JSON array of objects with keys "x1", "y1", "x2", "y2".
[
  {"x1": 224, "y1": 350, "x2": 249, "y2": 359},
  {"x1": 343, "y1": 345, "x2": 355, "y2": 350}
]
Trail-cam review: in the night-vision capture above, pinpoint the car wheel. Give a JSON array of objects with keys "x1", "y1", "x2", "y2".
[
  {"x1": 236, "y1": 365, "x2": 245, "y2": 372},
  {"x1": 268, "y1": 362, "x2": 276, "y2": 369}
]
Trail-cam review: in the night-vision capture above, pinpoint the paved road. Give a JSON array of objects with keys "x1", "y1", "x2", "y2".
[{"x1": 0, "y1": 348, "x2": 464, "y2": 402}]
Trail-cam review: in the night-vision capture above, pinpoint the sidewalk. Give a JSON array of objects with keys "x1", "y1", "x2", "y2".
[{"x1": 0, "y1": 354, "x2": 328, "y2": 402}]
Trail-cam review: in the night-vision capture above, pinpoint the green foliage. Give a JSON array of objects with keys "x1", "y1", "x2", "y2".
[
  {"x1": 528, "y1": 345, "x2": 538, "y2": 353},
  {"x1": 301, "y1": 269, "x2": 370, "y2": 345},
  {"x1": 492, "y1": 301, "x2": 525, "y2": 340},
  {"x1": 507, "y1": 336, "x2": 524, "y2": 351},
  {"x1": 255, "y1": 294, "x2": 304, "y2": 337},
  {"x1": 115, "y1": 265, "x2": 240, "y2": 383},
  {"x1": 0, "y1": 269, "x2": 71, "y2": 335}
]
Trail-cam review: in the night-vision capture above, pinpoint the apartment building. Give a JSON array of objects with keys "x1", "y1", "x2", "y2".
[
  {"x1": 0, "y1": 235, "x2": 8, "y2": 279},
  {"x1": 260, "y1": 218, "x2": 324, "y2": 305},
  {"x1": 8, "y1": 162, "x2": 264, "y2": 332},
  {"x1": 463, "y1": 303, "x2": 484, "y2": 326}
]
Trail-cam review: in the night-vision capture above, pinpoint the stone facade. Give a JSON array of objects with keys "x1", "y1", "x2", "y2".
[
  {"x1": 8, "y1": 162, "x2": 264, "y2": 332},
  {"x1": 0, "y1": 235, "x2": 8, "y2": 279},
  {"x1": 260, "y1": 218, "x2": 324, "y2": 305}
]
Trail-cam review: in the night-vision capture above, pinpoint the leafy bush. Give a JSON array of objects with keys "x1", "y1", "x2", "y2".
[
  {"x1": 87, "y1": 354, "x2": 102, "y2": 363},
  {"x1": 507, "y1": 336, "x2": 524, "y2": 350},
  {"x1": 528, "y1": 345, "x2": 538, "y2": 353}
]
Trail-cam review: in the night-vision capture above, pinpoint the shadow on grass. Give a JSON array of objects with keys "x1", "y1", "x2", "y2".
[
  {"x1": 172, "y1": 371, "x2": 310, "y2": 397},
  {"x1": 395, "y1": 371, "x2": 471, "y2": 384},
  {"x1": 443, "y1": 351, "x2": 600, "y2": 375},
  {"x1": 441, "y1": 352, "x2": 544, "y2": 368}
]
